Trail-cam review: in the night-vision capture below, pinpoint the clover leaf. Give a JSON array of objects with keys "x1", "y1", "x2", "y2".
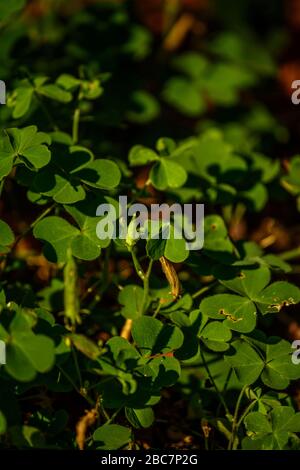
[
  {"x1": 0, "y1": 309, "x2": 55, "y2": 382},
  {"x1": 219, "y1": 265, "x2": 300, "y2": 315},
  {"x1": 132, "y1": 317, "x2": 184, "y2": 356},
  {"x1": 0, "y1": 219, "x2": 14, "y2": 254},
  {"x1": 93, "y1": 424, "x2": 131, "y2": 450},
  {"x1": 33, "y1": 196, "x2": 111, "y2": 262},
  {"x1": 0, "y1": 126, "x2": 51, "y2": 181},
  {"x1": 224, "y1": 339, "x2": 264, "y2": 385},
  {"x1": 200, "y1": 321, "x2": 232, "y2": 352},
  {"x1": 200, "y1": 294, "x2": 257, "y2": 333},
  {"x1": 33, "y1": 146, "x2": 121, "y2": 204},
  {"x1": 128, "y1": 143, "x2": 187, "y2": 190},
  {"x1": 243, "y1": 407, "x2": 300, "y2": 450},
  {"x1": 118, "y1": 285, "x2": 145, "y2": 319},
  {"x1": 261, "y1": 339, "x2": 300, "y2": 389}
]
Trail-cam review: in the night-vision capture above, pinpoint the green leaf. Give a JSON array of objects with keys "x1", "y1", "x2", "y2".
[
  {"x1": 4, "y1": 320, "x2": 55, "y2": 382},
  {"x1": 93, "y1": 424, "x2": 131, "y2": 450},
  {"x1": 65, "y1": 195, "x2": 111, "y2": 259},
  {"x1": 33, "y1": 216, "x2": 79, "y2": 263},
  {"x1": 33, "y1": 146, "x2": 120, "y2": 204},
  {"x1": 12, "y1": 333, "x2": 55, "y2": 373},
  {"x1": 132, "y1": 317, "x2": 184, "y2": 356},
  {"x1": 200, "y1": 321, "x2": 232, "y2": 342},
  {"x1": 244, "y1": 407, "x2": 300, "y2": 450},
  {"x1": 0, "y1": 126, "x2": 51, "y2": 180},
  {"x1": 150, "y1": 159, "x2": 187, "y2": 190},
  {"x1": 127, "y1": 91, "x2": 160, "y2": 124},
  {"x1": 172, "y1": 53, "x2": 208, "y2": 80},
  {"x1": 164, "y1": 227, "x2": 189, "y2": 263},
  {"x1": 224, "y1": 339, "x2": 264, "y2": 385},
  {"x1": 125, "y1": 407, "x2": 154, "y2": 428},
  {"x1": 0, "y1": 219, "x2": 14, "y2": 247},
  {"x1": 68, "y1": 334, "x2": 101, "y2": 360},
  {"x1": 0, "y1": 0, "x2": 25, "y2": 22},
  {"x1": 38, "y1": 84, "x2": 72, "y2": 103},
  {"x1": 255, "y1": 281, "x2": 300, "y2": 314},
  {"x1": 11, "y1": 86, "x2": 34, "y2": 119},
  {"x1": 203, "y1": 214, "x2": 235, "y2": 262},
  {"x1": 129, "y1": 145, "x2": 159, "y2": 166},
  {"x1": 76, "y1": 159, "x2": 121, "y2": 190},
  {"x1": 118, "y1": 285, "x2": 145, "y2": 320},
  {"x1": 200, "y1": 321, "x2": 232, "y2": 352},
  {"x1": 9, "y1": 425, "x2": 46, "y2": 448},
  {"x1": 146, "y1": 236, "x2": 166, "y2": 260},
  {"x1": 0, "y1": 411, "x2": 6, "y2": 435},
  {"x1": 281, "y1": 156, "x2": 300, "y2": 196},
  {"x1": 261, "y1": 339, "x2": 300, "y2": 390},
  {"x1": 163, "y1": 77, "x2": 206, "y2": 116},
  {"x1": 220, "y1": 265, "x2": 271, "y2": 299},
  {"x1": 200, "y1": 294, "x2": 257, "y2": 333},
  {"x1": 34, "y1": 195, "x2": 111, "y2": 262},
  {"x1": 241, "y1": 182, "x2": 268, "y2": 211}
]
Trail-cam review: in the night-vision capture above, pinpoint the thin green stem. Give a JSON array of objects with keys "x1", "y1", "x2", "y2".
[
  {"x1": 57, "y1": 365, "x2": 94, "y2": 406},
  {"x1": 99, "y1": 245, "x2": 111, "y2": 295},
  {"x1": 129, "y1": 248, "x2": 145, "y2": 281},
  {"x1": 72, "y1": 346, "x2": 83, "y2": 390},
  {"x1": 153, "y1": 301, "x2": 162, "y2": 318},
  {"x1": 279, "y1": 246, "x2": 300, "y2": 261},
  {"x1": 200, "y1": 348, "x2": 231, "y2": 418},
  {"x1": 192, "y1": 281, "x2": 218, "y2": 300},
  {"x1": 140, "y1": 258, "x2": 153, "y2": 314},
  {"x1": 72, "y1": 108, "x2": 81, "y2": 144},
  {"x1": 228, "y1": 385, "x2": 247, "y2": 450},
  {"x1": 105, "y1": 406, "x2": 122, "y2": 425},
  {"x1": 233, "y1": 400, "x2": 257, "y2": 449},
  {"x1": 13, "y1": 203, "x2": 56, "y2": 249},
  {"x1": 99, "y1": 400, "x2": 110, "y2": 421}
]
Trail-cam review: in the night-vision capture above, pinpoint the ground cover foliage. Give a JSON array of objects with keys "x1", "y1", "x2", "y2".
[{"x1": 1, "y1": 0, "x2": 300, "y2": 450}]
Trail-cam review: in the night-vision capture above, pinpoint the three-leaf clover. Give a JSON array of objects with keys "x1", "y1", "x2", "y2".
[{"x1": 0, "y1": 126, "x2": 51, "y2": 181}]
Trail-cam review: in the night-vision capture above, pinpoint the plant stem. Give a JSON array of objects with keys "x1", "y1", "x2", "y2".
[
  {"x1": 140, "y1": 258, "x2": 153, "y2": 314},
  {"x1": 72, "y1": 108, "x2": 81, "y2": 144},
  {"x1": 192, "y1": 280, "x2": 218, "y2": 300},
  {"x1": 57, "y1": 365, "x2": 94, "y2": 406},
  {"x1": 129, "y1": 247, "x2": 145, "y2": 281},
  {"x1": 105, "y1": 406, "x2": 122, "y2": 425},
  {"x1": 200, "y1": 348, "x2": 231, "y2": 418},
  {"x1": 99, "y1": 245, "x2": 111, "y2": 295},
  {"x1": 279, "y1": 246, "x2": 300, "y2": 261},
  {"x1": 228, "y1": 385, "x2": 247, "y2": 450},
  {"x1": 72, "y1": 346, "x2": 83, "y2": 390},
  {"x1": 153, "y1": 301, "x2": 162, "y2": 318},
  {"x1": 232, "y1": 400, "x2": 257, "y2": 449},
  {"x1": 13, "y1": 203, "x2": 56, "y2": 249},
  {"x1": 99, "y1": 400, "x2": 110, "y2": 421}
]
